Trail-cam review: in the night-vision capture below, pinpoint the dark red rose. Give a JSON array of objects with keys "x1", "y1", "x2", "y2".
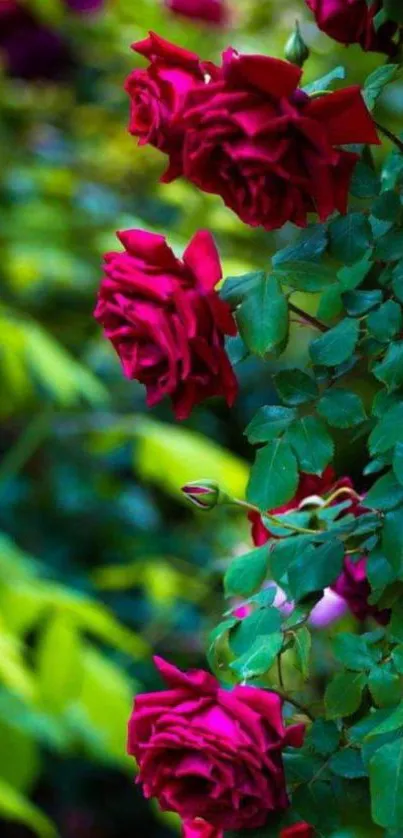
[
  {"x1": 128, "y1": 657, "x2": 305, "y2": 831},
  {"x1": 125, "y1": 32, "x2": 217, "y2": 180},
  {"x1": 305, "y1": 0, "x2": 398, "y2": 55},
  {"x1": 332, "y1": 556, "x2": 390, "y2": 625},
  {"x1": 0, "y1": 1, "x2": 73, "y2": 80},
  {"x1": 165, "y1": 0, "x2": 228, "y2": 26},
  {"x1": 281, "y1": 824, "x2": 315, "y2": 838},
  {"x1": 182, "y1": 819, "x2": 222, "y2": 838},
  {"x1": 94, "y1": 228, "x2": 237, "y2": 420},
  {"x1": 178, "y1": 48, "x2": 379, "y2": 230}
]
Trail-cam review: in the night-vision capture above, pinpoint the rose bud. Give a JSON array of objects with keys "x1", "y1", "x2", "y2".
[
  {"x1": 284, "y1": 22, "x2": 310, "y2": 67},
  {"x1": 182, "y1": 480, "x2": 222, "y2": 510}
]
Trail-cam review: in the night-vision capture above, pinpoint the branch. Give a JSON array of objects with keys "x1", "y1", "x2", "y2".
[{"x1": 289, "y1": 302, "x2": 328, "y2": 333}]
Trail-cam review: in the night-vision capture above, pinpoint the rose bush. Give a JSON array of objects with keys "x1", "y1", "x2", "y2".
[
  {"x1": 128, "y1": 657, "x2": 305, "y2": 832},
  {"x1": 94, "y1": 228, "x2": 237, "y2": 419}
]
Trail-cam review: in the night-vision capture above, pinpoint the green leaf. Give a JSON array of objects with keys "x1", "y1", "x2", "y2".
[
  {"x1": 236, "y1": 274, "x2": 288, "y2": 356},
  {"x1": 303, "y1": 65, "x2": 346, "y2": 95},
  {"x1": 342, "y1": 289, "x2": 382, "y2": 316},
  {"x1": 272, "y1": 224, "x2": 328, "y2": 266},
  {"x1": 390, "y1": 601, "x2": 403, "y2": 643},
  {"x1": 392, "y1": 645, "x2": 403, "y2": 673},
  {"x1": 383, "y1": 0, "x2": 403, "y2": 23},
  {"x1": 0, "y1": 779, "x2": 56, "y2": 838},
  {"x1": 375, "y1": 231, "x2": 403, "y2": 262},
  {"x1": 365, "y1": 470, "x2": 403, "y2": 511},
  {"x1": 366, "y1": 701, "x2": 403, "y2": 739},
  {"x1": 382, "y1": 508, "x2": 403, "y2": 574},
  {"x1": 230, "y1": 608, "x2": 282, "y2": 657},
  {"x1": 291, "y1": 781, "x2": 338, "y2": 831},
  {"x1": 367, "y1": 300, "x2": 402, "y2": 342},
  {"x1": 309, "y1": 719, "x2": 340, "y2": 756},
  {"x1": 325, "y1": 671, "x2": 366, "y2": 719},
  {"x1": 36, "y1": 614, "x2": 82, "y2": 712},
  {"x1": 363, "y1": 64, "x2": 400, "y2": 110},
  {"x1": 274, "y1": 369, "x2": 319, "y2": 406},
  {"x1": 293, "y1": 626, "x2": 311, "y2": 679},
  {"x1": 329, "y1": 213, "x2": 372, "y2": 264},
  {"x1": 368, "y1": 664, "x2": 401, "y2": 707},
  {"x1": 310, "y1": 318, "x2": 359, "y2": 367},
  {"x1": 329, "y1": 749, "x2": 367, "y2": 779},
  {"x1": 224, "y1": 545, "x2": 269, "y2": 598},
  {"x1": 270, "y1": 536, "x2": 311, "y2": 583},
  {"x1": 288, "y1": 539, "x2": 344, "y2": 601},
  {"x1": 230, "y1": 633, "x2": 283, "y2": 679},
  {"x1": 318, "y1": 389, "x2": 366, "y2": 429},
  {"x1": 372, "y1": 190, "x2": 401, "y2": 222},
  {"x1": 350, "y1": 160, "x2": 380, "y2": 198},
  {"x1": 337, "y1": 254, "x2": 373, "y2": 291},
  {"x1": 369, "y1": 403, "x2": 403, "y2": 455},
  {"x1": 332, "y1": 632, "x2": 381, "y2": 671},
  {"x1": 246, "y1": 438, "x2": 298, "y2": 511},
  {"x1": 286, "y1": 415, "x2": 334, "y2": 475},
  {"x1": 245, "y1": 406, "x2": 296, "y2": 444},
  {"x1": 273, "y1": 261, "x2": 335, "y2": 292},
  {"x1": 370, "y1": 738, "x2": 403, "y2": 829},
  {"x1": 373, "y1": 342, "x2": 403, "y2": 391},
  {"x1": 220, "y1": 271, "x2": 262, "y2": 307},
  {"x1": 317, "y1": 285, "x2": 343, "y2": 322}
]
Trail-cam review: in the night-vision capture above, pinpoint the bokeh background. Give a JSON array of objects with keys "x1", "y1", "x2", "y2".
[{"x1": 1, "y1": 1, "x2": 402, "y2": 836}]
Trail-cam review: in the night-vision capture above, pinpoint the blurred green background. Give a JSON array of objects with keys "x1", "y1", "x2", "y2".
[{"x1": 0, "y1": 1, "x2": 401, "y2": 836}]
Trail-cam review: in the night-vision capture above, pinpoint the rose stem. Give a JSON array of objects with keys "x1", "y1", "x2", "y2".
[
  {"x1": 288, "y1": 302, "x2": 328, "y2": 333},
  {"x1": 374, "y1": 121, "x2": 403, "y2": 155}
]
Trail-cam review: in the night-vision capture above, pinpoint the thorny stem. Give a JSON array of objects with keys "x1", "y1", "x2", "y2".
[
  {"x1": 375, "y1": 120, "x2": 403, "y2": 155},
  {"x1": 289, "y1": 301, "x2": 328, "y2": 333}
]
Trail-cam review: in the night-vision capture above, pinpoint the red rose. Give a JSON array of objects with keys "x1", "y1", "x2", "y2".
[
  {"x1": 179, "y1": 48, "x2": 379, "y2": 230},
  {"x1": 94, "y1": 228, "x2": 237, "y2": 420},
  {"x1": 182, "y1": 819, "x2": 222, "y2": 838},
  {"x1": 281, "y1": 824, "x2": 315, "y2": 838},
  {"x1": 305, "y1": 0, "x2": 398, "y2": 55},
  {"x1": 128, "y1": 657, "x2": 305, "y2": 831},
  {"x1": 165, "y1": 0, "x2": 228, "y2": 26},
  {"x1": 332, "y1": 556, "x2": 390, "y2": 625},
  {"x1": 125, "y1": 32, "x2": 216, "y2": 180}
]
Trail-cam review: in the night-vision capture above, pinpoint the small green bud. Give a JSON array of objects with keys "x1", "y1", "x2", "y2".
[
  {"x1": 285, "y1": 22, "x2": 310, "y2": 68},
  {"x1": 182, "y1": 480, "x2": 223, "y2": 510}
]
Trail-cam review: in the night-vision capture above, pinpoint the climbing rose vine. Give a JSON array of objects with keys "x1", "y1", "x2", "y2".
[{"x1": 94, "y1": 0, "x2": 403, "y2": 834}]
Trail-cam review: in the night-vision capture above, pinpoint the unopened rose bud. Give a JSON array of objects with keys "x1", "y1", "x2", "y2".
[
  {"x1": 285, "y1": 22, "x2": 310, "y2": 68},
  {"x1": 182, "y1": 480, "x2": 222, "y2": 510}
]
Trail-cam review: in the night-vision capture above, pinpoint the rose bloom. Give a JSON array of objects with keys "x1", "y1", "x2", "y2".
[
  {"x1": 125, "y1": 32, "x2": 217, "y2": 181},
  {"x1": 305, "y1": 0, "x2": 398, "y2": 55},
  {"x1": 94, "y1": 228, "x2": 237, "y2": 420},
  {"x1": 179, "y1": 48, "x2": 379, "y2": 230},
  {"x1": 165, "y1": 0, "x2": 228, "y2": 26},
  {"x1": 64, "y1": 0, "x2": 104, "y2": 11},
  {"x1": 0, "y1": 1, "x2": 73, "y2": 80},
  {"x1": 182, "y1": 818, "x2": 314, "y2": 837},
  {"x1": 128, "y1": 657, "x2": 305, "y2": 832},
  {"x1": 249, "y1": 468, "x2": 389, "y2": 624}
]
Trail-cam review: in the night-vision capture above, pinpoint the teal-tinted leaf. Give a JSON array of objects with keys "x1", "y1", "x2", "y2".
[
  {"x1": 372, "y1": 389, "x2": 401, "y2": 418},
  {"x1": 273, "y1": 261, "x2": 335, "y2": 292},
  {"x1": 370, "y1": 738, "x2": 403, "y2": 829},
  {"x1": 393, "y1": 442, "x2": 403, "y2": 485},
  {"x1": 270, "y1": 536, "x2": 312, "y2": 583},
  {"x1": 372, "y1": 190, "x2": 401, "y2": 222},
  {"x1": 392, "y1": 645, "x2": 403, "y2": 673},
  {"x1": 293, "y1": 626, "x2": 311, "y2": 679},
  {"x1": 309, "y1": 719, "x2": 340, "y2": 756},
  {"x1": 367, "y1": 300, "x2": 402, "y2": 342},
  {"x1": 291, "y1": 781, "x2": 338, "y2": 831},
  {"x1": 365, "y1": 470, "x2": 403, "y2": 510},
  {"x1": 310, "y1": 318, "x2": 360, "y2": 367},
  {"x1": 337, "y1": 254, "x2": 373, "y2": 291},
  {"x1": 246, "y1": 439, "x2": 298, "y2": 511},
  {"x1": 224, "y1": 546, "x2": 269, "y2": 598},
  {"x1": 329, "y1": 213, "x2": 372, "y2": 264},
  {"x1": 332, "y1": 632, "x2": 381, "y2": 671},
  {"x1": 318, "y1": 389, "x2": 366, "y2": 429},
  {"x1": 325, "y1": 671, "x2": 366, "y2": 719},
  {"x1": 342, "y1": 289, "x2": 382, "y2": 316},
  {"x1": 230, "y1": 608, "x2": 281, "y2": 657},
  {"x1": 330, "y1": 749, "x2": 367, "y2": 779},
  {"x1": 382, "y1": 508, "x2": 403, "y2": 574},
  {"x1": 288, "y1": 539, "x2": 344, "y2": 601},
  {"x1": 363, "y1": 64, "x2": 400, "y2": 110},
  {"x1": 230, "y1": 633, "x2": 283, "y2": 679},
  {"x1": 375, "y1": 231, "x2": 403, "y2": 262},
  {"x1": 220, "y1": 272, "x2": 262, "y2": 307},
  {"x1": 392, "y1": 272, "x2": 403, "y2": 306},
  {"x1": 286, "y1": 415, "x2": 333, "y2": 474},
  {"x1": 368, "y1": 664, "x2": 401, "y2": 707},
  {"x1": 350, "y1": 160, "x2": 380, "y2": 198},
  {"x1": 272, "y1": 224, "x2": 328, "y2": 266},
  {"x1": 366, "y1": 701, "x2": 403, "y2": 739},
  {"x1": 225, "y1": 335, "x2": 248, "y2": 365},
  {"x1": 245, "y1": 405, "x2": 296, "y2": 444},
  {"x1": 390, "y1": 601, "x2": 403, "y2": 643},
  {"x1": 236, "y1": 274, "x2": 288, "y2": 356},
  {"x1": 317, "y1": 285, "x2": 343, "y2": 322},
  {"x1": 369, "y1": 403, "x2": 403, "y2": 454},
  {"x1": 373, "y1": 342, "x2": 403, "y2": 391},
  {"x1": 275, "y1": 369, "x2": 319, "y2": 406},
  {"x1": 303, "y1": 65, "x2": 346, "y2": 95}
]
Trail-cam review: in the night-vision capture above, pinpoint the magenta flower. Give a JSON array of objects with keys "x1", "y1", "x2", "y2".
[
  {"x1": 165, "y1": 0, "x2": 229, "y2": 26},
  {"x1": 0, "y1": 1, "x2": 73, "y2": 81}
]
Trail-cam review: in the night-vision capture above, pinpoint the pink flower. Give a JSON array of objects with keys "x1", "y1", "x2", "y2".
[
  {"x1": 182, "y1": 819, "x2": 222, "y2": 838},
  {"x1": 281, "y1": 824, "x2": 315, "y2": 838},
  {"x1": 332, "y1": 557, "x2": 390, "y2": 625},
  {"x1": 127, "y1": 657, "x2": 305, "y2": 831},
  {"x1": 125, "y1": 32, "x2": 217, "y2": 180},
  {"x1": 309, "y1": 588, "x2": 347, "y2": 628},
  {"x1": 94, "y1": 229, "x2": 237, "y2": 420},
  {"x1": 179, "y1": 49, "x2": 379, "y2": 230},
  {"x1": 305, "y1": 0, "x2": 397, "y2": 55},
  {"x1": 165, "y1": 0, "x2": 228, "y2": 26}
]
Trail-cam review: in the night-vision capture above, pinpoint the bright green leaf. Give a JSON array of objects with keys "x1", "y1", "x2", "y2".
[
  {"x1": 224, "y1": 546, "x2": 269, "y2": 598},
  {"x1": 236, "y1": 274, "x2": 288, "y2": 357},
  {"x1": 286, "y1": 415, "x2": 334, "y2": 474},
  {"x1": 245, "y1": 406, "x2": 296, "y2": 444},
  {"x1": 246, "y1": 438, "x2": 298, "y2": 511},
  {"x1": 310, "y1": 318, "x2": 360, "y2": 367}
]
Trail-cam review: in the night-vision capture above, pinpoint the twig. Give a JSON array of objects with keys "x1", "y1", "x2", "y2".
[
  {"x1": 289, "y1": 302, "x2": 328, "y2": 333},
  {"x1": 375, "y1": 120, "x2": 403, "y2": 155}
]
